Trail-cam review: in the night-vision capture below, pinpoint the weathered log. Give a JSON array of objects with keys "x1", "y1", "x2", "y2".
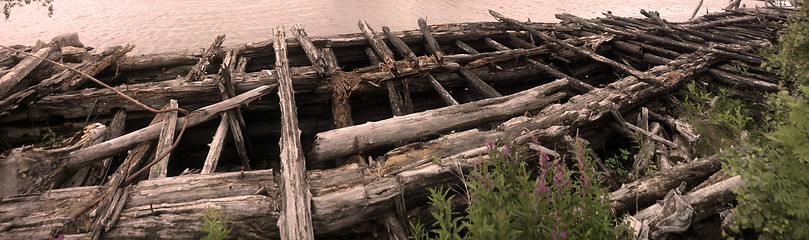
[
  {"x1": 292, "y1": 24, "x2": 331, "y2": 76},
  {"x1": 10, "y1": 59, "x2": 533, "y2": 123},
  {"x1": 218, "y1": 51, "x2": 251, "y2": 170},
  {"x1": 65, "y1": 84, "x2": 277, "y2": 171},
  {"x1": 708, "y1": 68, "x2": 778, "y2": 92},
  {"x1": 185, "y1": 35, "x2": 225, "y2": 82},
  {"x1": 556, "y1": 13, "x2": 763, "y2": 65},
  {"x1": 308, "y1": 78, "x2": 567, "y2": 162},
  {"x1": 274, "y1": 25, "x2": 315, "y2": 240},
  {"x1": 64, "y1": 124, "x2": 109, "y2": 188},
  {"x1": 425, "y1": 74, "x2": 459, "y2": 106},
  {"x1": 383, "y1": 26, "x2": 418, "y2": 62},
  {"x1": 383, "y1": 26, "x2": 455, "y2": 108},
  {"x1": 491, "y1": 10, "x2": 658, "y2": 85},
  {"x1": 505, "y1": 34, "x2": 539, "y2": 49},
  {"x1": 114, "y1": 49, "x2": 202, "y2": 72},
  {"x1": 627, "y1": 107, "x2": 652, "y2": 181},
  {"x1": 468, "y1": 37, "x2": 595, "y2": 93},
  {"x1": 454, "y1": 40, "x2": 479, "y2": 54},
  {"x1": 418, "y1": 18, "x2": 445, "y2": 61},
  {"x1": 630, "y1": 175, "x2": 742, "y2": 238},
  {"x1": 202, "y1": 114, "x2": 229, "y2": 174},
  {"x1": 0, "y1": 45, "x2": 133, "y2": 117},
  {"x1": 0, "y1": 46, "x2": 58, "y2": 99},
  {"x1": 359, "y1": 20, "x2": 396, "y2": 68},
  {"x1": 148, "y1": 99, "x2": 178, "y2": 179},
  {"x1": 456, "y1": 68, "x2": 502, "y2": 98},
  {"x1": 85, "y1": 109, "x2": 128, "y2": 186},
  {"x1": 610, "y1": 155, "x2": 723, "y2": 216}
]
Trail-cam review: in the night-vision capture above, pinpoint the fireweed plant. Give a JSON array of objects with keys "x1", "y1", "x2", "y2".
[{"x1": 410, "y1": 138, "x2": 626, "y2": 239}]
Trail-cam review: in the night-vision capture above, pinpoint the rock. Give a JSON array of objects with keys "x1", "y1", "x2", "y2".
[
  {"x1": 51, "y1": 32, "x2": 85, "y2": 49},
  {"x1": 61, "y1": 46, "x2": 87, "y2": 63}
]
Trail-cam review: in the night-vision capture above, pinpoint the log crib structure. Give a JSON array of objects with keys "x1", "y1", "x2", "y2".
[{"x1": 0, "y1": 6, "x2": 793, "y2": 239}]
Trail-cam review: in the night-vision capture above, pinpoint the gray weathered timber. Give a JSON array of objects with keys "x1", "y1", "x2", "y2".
[
  {"x1": 490, "y1": 10, "x2": 660, "y2": 85},
  {"x1": 0, "y1": 47, "x2": 57, "y2": 99},
  {"x1": 185, "y1": 35, "x2": 225, "y2": 82},
  {"x1": 308, "y1": 78, "x2": 568, "y2": 162},
  {"x1": 11, "y1": 48, "x2": 546, "y2": 122},
  {"x1": 610, "y1": 154, "x2": 723, "y2": 216},
  {"x1": 0, "y1": 45, "x2": 133, "y2": 117},
  {"x1": 273, "y1": 25, "x2": 315, "y2": 240},
  {"x1": 633, "y1": 175, "x2": 742, "y2": 224},
  {"x1": 358, "y1": 20, "x2": 396, "y2": 67},
  {"x1": 65, "y1": 84, "x2": 278, "y2": 170},
  {"x1": 292, "y1": 24, "x2": 331, "y2": 76},
  {"x1": 218, "y1": 51, "x2": 252, "y2": 170},
  {"x1": 456, "y1": 68, "x2": 502, "y2": 98},
  {"x1": 418, "y1": 18, "x2": 445, "y2": 61},
  {"x1": 148, "y1": 99, "x2": 177, "y2": 179},
  {"x1": 201, "y1": 114, "x2": 229, "y2": 174}
]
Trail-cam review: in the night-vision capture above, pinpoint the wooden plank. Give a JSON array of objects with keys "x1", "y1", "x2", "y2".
[
  {"x1": 185, "y1": 35, "x2": 225, "y2": 82},
  {"x1": 320, "y1": 48, "x2": 340, "y2": 69},
  {"x1": 418, "y1": 18, "x2": 444, "y2": 61},
  {"x1": 484, "y1": 37, "x2": 510, "y2": 51},
  {"x1": 382, "y1": 26, "x2": 418, "y2": 61},
  {"x1": 201, "y1": 114, "x2": 229, "y2": 174},
  {"x1": 0, "y1": 45, "x2": 133, "y2": 116},
  {"x1": 63, "y1": 124, "x2": 109, "y2": 187},
  {"x1": 555, "y1": 13, "x2": 762, "y2": 64},
  {"x1": 490, "y1": 11, "x2": 662, "y2": 85},
  {"x1": 219, "y1": 50, "x2": 252, "y2": 170},
  {"x1": 454, "y1": 40, "x2": 479, "y2": 54},
  {"x1": 426, "y1": 74, "x2": 459, "y2": 105},
  {"x1": 85, "y1": 109, "x2": 128, "y2": 186},
  {"x1": 505, "y1": 34, "x2": 539, "y2": 49},
  {"x1": 292, "y1": 24, "x2": 331, "y2": 76},
  {"x1": 385, "y1": 81, "x2": 405, "y2": 116},
  {"x1": 480, "y1": 38, "x2": 594, "y2": 93},
  {"x1": 0, "y1": 46, "x2": 57, "y2": 99},
  {"x1": 379, "y1": 26, "x2": 419, "y2": 114},
  {"x1": 358, "y1": 20, "x2": 396, "y2": 67},
  {"x1": 65, "y1": 84, "x2": 277, "y2": 171},
  {"x1": 456, "y1": 68, "x2": 502, "y2": 98},
  {"x1": 273, "y1": 25, "x2": 315, "y2": 240},
  {"x1": 309, "y1": 78, "x2": 567, "y2": 162},
  {"x1": 148, "y1": 99, "x2": 178, "y2": 179}
]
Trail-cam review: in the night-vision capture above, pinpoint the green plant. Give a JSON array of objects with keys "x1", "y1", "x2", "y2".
[
  {"x1": 410, "y1": 138, "x2": 626, "y2": 239},
  {"x1": 200, "y1": 208, "x2": 232, "y2": 240},
  {"x1": 429, "y1": 155, "x2": 442, "y2": 165},
  {"x1": 680, "y1": 79, "x2": 757, "y2": 156},
  {"x1": 605, "y1": 149, "x2": 631, "y2": 183},
  {"x1": 41, "y1": 128, "x2": 65, "y2": 148},
  {"x1": 724, "y1": 1, "x2": 809, "y2": 239}
]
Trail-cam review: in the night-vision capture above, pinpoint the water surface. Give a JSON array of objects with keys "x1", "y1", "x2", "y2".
[{"x1": 0, "y1": 0, "x2": 761, "y2": 54}]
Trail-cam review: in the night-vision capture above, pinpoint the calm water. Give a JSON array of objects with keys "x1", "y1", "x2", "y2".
[{"x1": 0, "y1": 0, "x2": 761, "y2": 54}]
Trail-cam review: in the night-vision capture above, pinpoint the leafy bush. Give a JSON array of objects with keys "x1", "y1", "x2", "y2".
[
  {"x1": 410, "y1": 138, "x2": 626, "y2": 239},
  {"x1": 2, "y1": 0, "x2": 53, "y2": 19},
  {"x1": 200, "y1": 208, "x2": 232, "y2": 240},
  {"x1": 724, "y1": 1, "x2": 809, "y2": 239}
]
